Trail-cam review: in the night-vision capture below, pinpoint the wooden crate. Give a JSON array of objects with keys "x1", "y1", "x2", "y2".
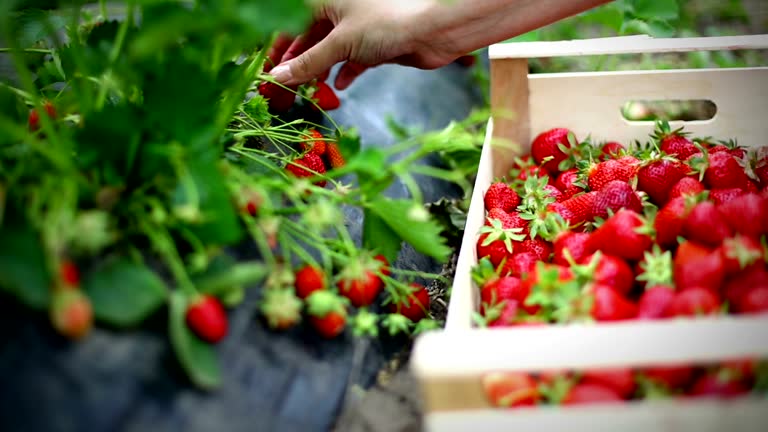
[{"x1": 410, "y1": 34, "x2": 768, "y2": 431}]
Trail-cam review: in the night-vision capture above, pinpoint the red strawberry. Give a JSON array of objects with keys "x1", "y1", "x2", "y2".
[
  {"x1": 588, "y1": 209, "x2": 652, "y2": 261},
  {"x1": 581, "y1": 368, "x2": 636, "y2": 399},
  {"x1": 311, "y1": 81, "x2": 340, "y2": 111},
  {"x1": 336, "y1": 257, "x2": 384, "y2": 307},
  {"x1": 294, "y1": 264, "x2": 327, "y2": 299},
  {"x1": 719, "y1": 235, "x2": 764, "y2": 275},
  {"x1": 388, "y1": 283, "x2": 430, "y2": 322},
  {"x1": 682, "y1": 201, "x2": 732, "y2": 247},
  {"x1": 59, "y1": 260, "x2": 81, "y2": 287},
  {"x1": 689, "y1": 371, "x2": 750, "y2": 399},
  {"x1": 518, "y1": 238, "x2": 552, "y2": 262},
  {"x1": 324, "y1": 142, "x2": 346, "y2": 169},
  {"x1": 260, "y1": 289, "x2": 303, "y2": 330},
  {"x1": 481, "y1": 276, "x2": 524, "y2": 308},
  {"x1": 477, "y1": 218, "x2": 526, "y2": 266},
  {"x1": 374, "y1": 254, "x2": 391, "y2": 277},
  {"x1": 306, "y1": 291, "x2": 347, "y2": 338},
  {"x1": 673, "y1": 241, "x2": 725, "y2": 293},
  {"x1": 482, "y1": 372, "x2": 540, "y2": 407},
  {"x1": 186, "y1": 294, "x2": 228, "y2": 343},
  {"x1": 485, "y1": 208, "x2": 529, "y2": 236},
  {"x1": 664, "y1": 286, "x2": 721, "y2": 317},
  {"x1": 557, "y1": 192, "x2": 598, "y2": 227},
  {"x1": 544, "y1": 184, "x2": 564, "y2": 202},
  {"x1": 50, "y1": 289, "x2": 93, "y2": 340},
  {"x1": 258, "y1": 81, "x2": 295, "y2": 112},
  {"x1": 28, "y1": 100, "x2": 57, "y2": 131},
  {"x1": 637, "y1": 158, "x2": 687, "y2": 205},
  {"x1": 519, "y1": 263, "x2": 574, "y2": 315},
  {"x1": 581, "y1": 253, "x2": 635, "y2": 295},
  {"x1": 285, "y1": 153, "x2": 327, "y2": 187},
  {"x1": 531, "y1": 128, "x2": 574, "y2": 174},
  {"x1": 637, "y1": 285, "x2": 676, "y2": 319},
  {"x1": 484, "y1": 182, "x2": 521, "y2": 212},
  {"x1": 601, "y1": 141, "x2": 624, "y2": 159},
  {"x1": 516, "y1": 164, "x2": 551, "y2": 183},
  {"x1": 709, "y1": 188, "x2": 745, "y2": 206},
  {"x1": 703, "y1": 152, "x2": 751, "y2": 190},
  {"x1": 562, "y1": 382, "x2": 624, "y2": 405},
  {"x1": 654, "y1": 196, "x2": 690, "y2": 248},
  {"x1": 736, "y1": 285, "x2": 768, "y2": 314},
  {"x1": 554, "y1": 169, "x2": 583, "y2": 199},
  {"x1": 585, "y1": 159, "x2": 637, "y2": 192},
  {"x1": 654, "y1": 121, "x2": 697, "y2": 160},
  {"x1": 590, "y1": 283, "x2": 638, "y2": 321},
  {"x1": 500, "y1": 252, "x2": 538, "y2": 278},
  {"x1": 643, "y1": 365, "x2": 695, "y2": 389},
  {"x1": 718, "y1": 193, "x2": 768, "y2": 237},
  {"x1": 553, "y1": 231, "x2": 591, "y2": 266},
  {"x1": 487, "y1": 299, "x2": 521, "y2": 327},
  {"x1": 591, "y1": 180, "x2": 642, "y2": 220},
  {"x1": 301, "y1": 128, "x2": 327, "y2": 156},
  {"x1": 668, "y1": 177, "x2": 705, "y2": 201},
  {"x1": 723, "y1": 267, "x2": 768, "y2": 310}
]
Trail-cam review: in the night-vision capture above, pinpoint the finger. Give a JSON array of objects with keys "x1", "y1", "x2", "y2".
[
  {"x1": 281, "y1": 20, "x2": 334, "y2": 63},
  {"x1": 264, "y1": 33, "x2": 295, "y2": 72},
  {"x1": 270, "y1": 31, "x2": 348, "y2": 86},
  {"x1": 334, "y1": 62, "x2": 368, "y2": 90}
]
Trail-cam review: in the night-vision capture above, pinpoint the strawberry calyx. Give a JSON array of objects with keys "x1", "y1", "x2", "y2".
[
  {"x1": 351, "y1": 308, "x2": 379, "y2": 337},
  {"x1": 259, "y1": 288, "x2": 303, "y2": 330},
  {"x1": 413, "y1": 318, "x2": 441, "y2": 335},
  {"x1": 651, "y1": 120, "x2": 691, "y2": 142},
  {"x1": 636, "y1": 245, "x2": 674, "y2": 288},
  {"x1": 723, "y1": 236, "x2": 763, "y2": 270},
  {"x1": 306, "y1": 290, "x2": 348, "y2": 318},
  {"x1": 471, "y1": 257, "x2": 500, "y2": 286},
  {"x1": 538, "y1": 373, "x2": 576, "y2": 404},
  {"x1": 478, "y1": 218, "x2": 526, "y2": 252},
  {"x1": 382, "y1": 312, "x2": 413, "y2": 336},
  {"x1": 636, "y1": 373, "x2": 675, "y2": 400}
]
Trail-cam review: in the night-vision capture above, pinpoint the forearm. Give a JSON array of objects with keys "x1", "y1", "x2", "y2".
[{"x1": 412, "y1": 0, "x2": 613, "y2": 55}]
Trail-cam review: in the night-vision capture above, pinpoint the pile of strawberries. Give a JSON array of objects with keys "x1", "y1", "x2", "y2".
[
  {"x1": 283, "y1": 128, "x2": 346, "y2": 188},
  {"x1": 473, "y1": 121, "x2": 768, "y2": 327},
  {"x1": 483, "y1": 357, "x2": 767, "y2": 407}
]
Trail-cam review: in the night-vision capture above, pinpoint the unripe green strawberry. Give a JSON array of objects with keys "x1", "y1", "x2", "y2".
[
  {"x1": 260, "y1": 289, "x2": 303, "y2": 330},
  {"x1": 50, "y1": 289, "x2": 93, "y2": 340}
]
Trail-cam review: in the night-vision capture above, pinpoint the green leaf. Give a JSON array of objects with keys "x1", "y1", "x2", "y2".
[
  {"x1": 368, "y1": 198, "x2": 452, "y2": 262},
  {"x1": 193, "y1": 257, "x2": 267, "y2": 297},
  {"x1": 0, "y1": 226, "x2": 50, "y2": 309},
  {"x1": 82, "y1": 258, "x2": 168, "y2": 327},
  {"x1": 10, "y1": 8, "x2": 67, "y2": 48},
  {"x1": 169, "y1": 291, "x2": 222, "y2": 390},
  {"x1": 236, "y1": 0, "x2": 312, "y2": 36},
  {"x1": 631, "y1": 0, "x2": 679, "y2": 21},
  {"x1": 581, "y1": 4, "x2": 625, "y2": 33},
  {"x1": 362, "y1": 208, "x2": 402, "y2": 265}
]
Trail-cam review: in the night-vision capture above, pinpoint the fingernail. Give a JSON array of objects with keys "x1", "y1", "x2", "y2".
[{"x1": 269, "y1": 64, "x2": 292, "y2": 84}]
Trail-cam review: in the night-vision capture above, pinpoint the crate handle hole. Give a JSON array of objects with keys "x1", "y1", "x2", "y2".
[{"x1": 621, "y1": 99, "x2": 717, "y2": 123}]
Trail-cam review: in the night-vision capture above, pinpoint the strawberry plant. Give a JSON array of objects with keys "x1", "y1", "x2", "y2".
[{"x1": 0, "y1": 1, "x2": 486, "y2": 389}]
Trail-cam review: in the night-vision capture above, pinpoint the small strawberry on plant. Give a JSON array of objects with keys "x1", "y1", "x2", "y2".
[
  {"x1": 59, "y1": 259, "x2": 81, "y2": 288},
  {"x1": 387, "y1": 283, "x2": 430, "y2": 322},
  {"x1": 260, "y1": 289, "x2": 303, "y2": 331},
  {"x1": 336, "y1": 254, "x2": 385, "y2": 307},
  {"x1": 294, "y1": 264, "x2": 327, "y2": 299},
  {"x1": 28, "y1": 100, "x2": 57, "y2": 131},
  {"x1": 309, "y1": 81, "x2": 340, "y2": 111},
  {"x1": 258, "y1": 81, "x2": 296, "y2": 113},
  {"x1": 301, "y1": 128, "x2": 327, "y2": 156},
  {"x1": 381, "y1": 313, "x2": 413, "y2": 336},
  {"x1": 186, "y1": 294, "x2": 228, "y2": 343},
  {"x1": 306, "y1": 290, "x2": 348, "y2": 339},
  {"x1": 285, "y1": 153, "x2": 328, "y2": 187},
  {"x1": 324, "y1": 142, "x2": 346, "y2": 169},
  {"x1": 50, "y1": 289, "x2": 93, "y2": 340},
  {"x1": 352, "y1": 308, "x2": 379, "y2": 337}
]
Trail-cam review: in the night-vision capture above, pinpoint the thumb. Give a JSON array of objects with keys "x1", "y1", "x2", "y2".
[{"x1": 270, "y1": 32, "x2": 348, "y2": 86}]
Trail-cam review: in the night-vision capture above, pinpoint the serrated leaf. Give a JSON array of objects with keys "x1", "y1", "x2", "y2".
[
  {"x1": 83, "y1": 258, "x2": 168, "y2": 327},
  {"x1": 0, "y1": 226, "x2": 50, "y2": 310},
  {"x1": 368, "y1": 198, "x2": 452, "y2": 262},
  {"x1": 362, "y1": 208, "x2": 402, "y2": 265},
  {"x1": 169, "y1": 291, "x2": 222, "y2": 390},
  {"x1": 631, "y1": 0, "x2": 679, "y2": 21}
]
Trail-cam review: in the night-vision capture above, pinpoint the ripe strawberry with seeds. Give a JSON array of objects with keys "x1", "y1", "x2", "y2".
[
  {"x1": 531, "y1": 127, "x2": 575, "y2": 174},
  {"x1": 653, "y1": 121, "x2": 697, "y2": 160},
  {"x1": 719, "y1": 235, "x2": 764, "y2": 276},
  {"x1": 702, "y1": 151, "x2": 752, "y2": 190},
  {"x1": 285, "y1": 153, "x2": 327, "y2": 187},
  {"x1": 673, "y1": 241, "x2": 725, "y2": 294},
  {"x1": 583, "y1": 159, "x2": 637, "y2": 192},
  {"x1": 487, "y1": 300, "x2": 521, "y2": 327},
  {"x1": 581, "y1": 368, "x2": 636, "y2": 399},
  {"x1": 544, "y1": 184, "x2": 564, "y2": 202},
  {"x1": 718, "y1": 193, "x2": 768, "y2": 238},
  {"x1": 710, "y1": 187, "x2": 745, "y2": 205},
  {"x1": 482, "y1": 372, "x2": 540, "y2": 407},
  {"x1": 601, "y1": 141, "x2": 624, "y2": 159},
  {"x1": 480, "y1": 276, "x2": 524, "y2": 310},
  {"x1": 306, "y1": 290, "x2": 347, "y2": 338},
  {"x1": 665, "y1": 286, "x2": 722, "y2": 317},
  {"x1": 186, "y1": 294, "x2": 228, "y2": 343},
  {"x1": 682, "y1": 201, "x2": 732, "y2": 247},
  {"x1": 581, "y1": 253, "x2": 635, "y2": 296},
  {"x1": 336, "y1": 255, "x2": 385, "y2": 307},
  {"x1": 310, "y1": 81, "x2": 340, "y2": 111},
  {"x1": 324, "y1": 142, "x2": 346, "y2": 169},
  {"x1": 724, "y1": 267, "x2": 768, "y2": 313},
  {"x1": 484, "y1": 182, "x2": 521, "y2": 212},
  {"x1": 553, "y1": 231, "x2": 591, "y2": 266},
  {"x1": 668, "y1": 177, "x2": 705, "y2": 201},
  {"x1": 736, "y1": 285, "x2": 768, "y2": 314},
  {"x1": 301, "y1": 128, "x2": 327, "y2": 156},
  {"x1": 554, "y1": 168, "x2": 583, "y2": 199},
  {"x1": 485, "y1": 208, "x2": 529, "y2": 236},
  {"x1": 294, "y1": 264, "x2": 327, "y2": 299},
  {"x1": 638, "y1": 286, "x2": 676, "y2": 319},
  {"x1": 517, "y1": 238, "x2": 552, "y2": 262},
  {"x1": 591, "y1": 180, "x2": 642, "y2": 220},
  {"x1": 477, "y1": 218, "x2": 526, "y2": 266},
  {"x1": 556, "y1": 191, "x2": 598, "y2": 227},
  {"x1": 589, "y1": 283, "x2": 638, "y2": 321},
  {"x1": 654, "y1": 196, "x2": 692, "y2": 249},
  {"x1": 258, "y1": 81, "x2": 296, "y2": 112},
  {"x1": 260, "y1": 289, "x2": 303, "y2": 330},
  {"x1": 388, "y1": 283, "x2": 430, "y2": 322},
  {"x1": 500, "y1": 251, "x2": 538, "y2": 278},
  {"x1": 637, "y1": 157, "x2": 687, "y2": 205},
  {"x1": 588, "y1": 209, "x2": 652, "y2": 262}
]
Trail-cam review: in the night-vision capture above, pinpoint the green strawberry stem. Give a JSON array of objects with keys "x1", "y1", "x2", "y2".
[{"x1": 141, "y1": 219, "x2": 197, "y2": 297}]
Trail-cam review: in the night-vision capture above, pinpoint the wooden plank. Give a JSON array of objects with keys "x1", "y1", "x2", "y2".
[
  {"x1": 489, "y1": 57, "x2": 530, "y2": 177},
  {"x1": 527, "y1": 67, "x2": 768, "y2": 150},
  {"x1": 444, "y1": 121, "x2": 494, "y2": 331},
  {"x1": 412, "y1": 316, "x2": 768, "y2": 378},
  {"x1": 489, "y1": 34, "x2": 768, "y2": 59},
  {"x1": 425, "y1": 399, "x2": 768, "y2": 432}
]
